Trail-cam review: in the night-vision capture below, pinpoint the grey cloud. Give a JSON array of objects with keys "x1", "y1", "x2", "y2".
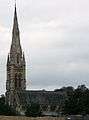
[{"x1": 1, "y1": 0, "x2": 89, "y2": 94}]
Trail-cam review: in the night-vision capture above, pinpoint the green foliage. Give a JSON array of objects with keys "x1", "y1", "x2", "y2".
[
  {"x1": 25, "y1": 102, "x2": 42, "y2": 117},
  {"x1": 54, "y1": 86, "x2": 74, "y2": 96},
  {"x1": 0, "y1": 95, "x2": 16, "y2": 116},
  {"x1": 64, "y1": 85, "x2": 89, "y2": 115}
]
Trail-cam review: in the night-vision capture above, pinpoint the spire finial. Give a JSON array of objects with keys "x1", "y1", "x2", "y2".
[
  {"x1": 15, "y1": 0, "x2": 16, "y2": 8},
  {"x1": 15, "y1": 0, "x2": 16, "y2": 4}
]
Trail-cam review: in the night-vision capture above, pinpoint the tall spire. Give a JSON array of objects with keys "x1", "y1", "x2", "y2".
[
  {"x1": 10, "y1": 2, "x2": 22, "y2": 57},
  {"x1": 13, "y1": 0, "x2": 19, "y2": 33},
  {"x1": 6, "y1": 0, "x2": 26, "y2": 109}
]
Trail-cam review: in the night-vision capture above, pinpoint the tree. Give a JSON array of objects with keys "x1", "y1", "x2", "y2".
[
  {"x1": 25, "y1": 102, "x2": 42, "y2": 117},
  {"x1": 64, "y1": 85, "x2": 89, "y2": 115},
  {"x1": 0, "y1": 95, "x2": 16, "y2": 116},
  {"x1": 54, "y1": 86, "x2": 74, "y2": 95}
]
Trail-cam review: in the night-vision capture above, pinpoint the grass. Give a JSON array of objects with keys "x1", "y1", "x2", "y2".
[{"x1": 0, "y1": 116, "x2": 65, "y2": 120}]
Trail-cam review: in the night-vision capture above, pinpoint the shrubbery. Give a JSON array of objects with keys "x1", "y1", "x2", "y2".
[
  {"x1": 64, "y1": 85, "x2": 89, "y2": 115},
  {"x1": 0, "y1": 95, "x2": 16, "y2": 116},
  {"x1": 25, "y1": 102, "x2": 42, "y2": 117}
]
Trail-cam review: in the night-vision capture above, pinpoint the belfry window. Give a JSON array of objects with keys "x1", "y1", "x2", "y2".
[
  {"x1": 17, "y1": 54, "x2": 19, "y2": 63},
  {"x1": 18, "y1": 74, "x2": 22, "y2": 88},
  {"x1": 15, "y1": 73, "x2": 22, "y2": 89},
  {"x1": 15, "y1": 74, "x2": 18, "y2": 88}
]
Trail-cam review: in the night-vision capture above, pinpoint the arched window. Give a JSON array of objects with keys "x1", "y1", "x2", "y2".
[
  {"x1": 15, "y1": 74, "x2": 18, "y2": 88},
  {"x1": 18, "y1": 74, "x2": 22, "y2": 88},
  {"x1": 15, "y1": 73, "x2": 22, "y2": 89},
  {"x1": 17, "y1": 54, "x2": 19, "y2": 63}
]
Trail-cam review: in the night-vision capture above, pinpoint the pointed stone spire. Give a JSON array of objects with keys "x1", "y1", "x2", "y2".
[
  {"x1": 6, "y1": 1, "x2": 26, "y2": 108},
  {"x1": 13, "y1": 2, "x2": 19, "y2": 34},
  {"x1": 10, "y1": 2, "x2": 22, "y2": 61}
]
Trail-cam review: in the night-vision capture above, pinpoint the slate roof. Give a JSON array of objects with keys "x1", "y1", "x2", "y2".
[{"x1": 17, "y1": 90, "x2": 66, "y2": 111}]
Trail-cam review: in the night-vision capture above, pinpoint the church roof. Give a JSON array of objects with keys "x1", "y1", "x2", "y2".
[{"x1": 17, "y1": 90, "x2": 66, "y2": 110}]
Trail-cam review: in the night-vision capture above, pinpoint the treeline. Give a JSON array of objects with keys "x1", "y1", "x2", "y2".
[
  {"x1": 63, "y1": 85, "x2": 89, "y2": 115},
  {"x1": 0, "y1": 85, "x2": 89, "y2": 116}
]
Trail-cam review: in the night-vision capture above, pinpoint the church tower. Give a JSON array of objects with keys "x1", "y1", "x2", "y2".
[{"x1": 6, "y1": 3, "x2": 26, "y2": 107}]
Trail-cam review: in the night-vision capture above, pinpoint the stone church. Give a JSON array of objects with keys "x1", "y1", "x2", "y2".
[{"x1": 6, "y1": 4, "x2": 66, "y2": 115}]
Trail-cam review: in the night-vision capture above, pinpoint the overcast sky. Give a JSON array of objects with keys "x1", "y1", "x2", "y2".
[{"x1": 0, "y1": 0, "x2": 89, "y2": 94}]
